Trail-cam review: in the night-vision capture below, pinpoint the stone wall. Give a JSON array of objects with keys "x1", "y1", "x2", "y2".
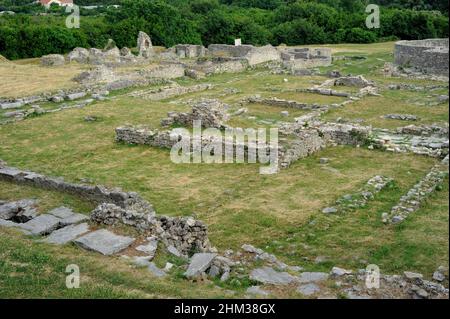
[
  {"x1": 280, "y1": 47, "x2": 332, "y2": 69},
  {"x1": 130, "y1": 83, "x2": 213, "y2": 101},
  {"x1": 175, "y1": 45, "x2": 206, "y2": 58},
  {"x1": 160, "y1": 99, "x2": 229, "y2": 128},
  {"x1": 0, "y1": 161, "x2": 210, "y2": 255},
  {"x1": 278, "y1": 129, "x2": 326, "y2": 168},
  {"x1": 192, "y1": 58, "x2": 248, "y2": 75},
  {"x1": 246, "y1": 95, "x2": 327, "y2": 110},
  {"x1": 394, "y1": 39, "x2": 449, "y2": 76},
  {"x1": 207, "y1": 44, "x2": 281, "y2": 66}
]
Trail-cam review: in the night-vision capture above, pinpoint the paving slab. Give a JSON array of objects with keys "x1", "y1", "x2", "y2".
[
  {"x1": 298, "y1": 272, "x2": 329, "y2": 284},
  {"x1": 47, "y1": 206, "x2": 89, "y2": 226},
  {"x1": 249, "y1": 266, "x2": 297, "y2": 285},
  {"x1": 297, "y1": 283, "x2": 321, "y2": 296},
  {"x1": 184, "y1": 253, "x2": 217, "y2": 278},
  {"x1": 74, "y1": 229, "x2": 135, "y2": 255},
  {"x1": 44, "y1": 223, "x2": 90, "y2": 245},
  {"x1": 20, "y1": 214, "x2": 61, "y2": 235}
]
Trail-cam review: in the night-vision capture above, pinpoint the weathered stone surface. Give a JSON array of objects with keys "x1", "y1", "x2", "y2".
[
  {"x1": 132, "y1": 256, "x2": 153, "y2": 267},
  {"x1": 241, "y1": 244, "x2": 264, "y2": 254},
  {"x1": 74, "y1": 229, "x2": 135, "y2": 255},
  {"x1": 137, "y1": 31, "x2": 154, "y2": 58},
  {"x1": 44, "y1": 223, "x2": 90, "y2": 245},
  {"x1": 298, "y1": 272, "x2": 329, "y2": 284},
  {"x1": 41, "y1": 54, "x2": 65, "y2": 66},
  {"x1": 0, "y1": 218, "x2": 20, "y2": 228},
  {"x1": 330, "y1": 267, "x2": 352, "y2": 277},
  {"x1": 322, "y1": 207, "x2": 337, "y2": 214},
  {"x1": 384, "y1": 114, "x2": 418, "y2": 121},
  {"x1": 0, "y1": 198, "x2": 37, "y2": 222},
  {"x1": 394, "y1": 39, "x2": 449, "y2": 76},
  {"x1": 66, "y1": 92, "x2": 87, "y2": 101},
  {"x1": 184, "y1": 253, "x2": 217, "y2": 278},
  {"x1": 249, "y1": 267, "x2": 297, "y2": 285},
  {"x1": 47, "y1": 206, "x2": 88, "y2": 226},
  {"x1": 246, "y1": 286, "x2": 270, "y2": 296},
  {"x1": 67, "y1": 47, "x2": 90, "y2": 63},
  {"x1": 20, "y1": 214, "x2": 61, "y2": 235},
  {"x1": 147, "y1": 262, "x2": 166, "y2": 278},
  {"x1": 297, "y1": 283, "x2": 321, "y2": 296},
  {"x1": 135, "y1": 237, "x2": 158, "y2": 255}
]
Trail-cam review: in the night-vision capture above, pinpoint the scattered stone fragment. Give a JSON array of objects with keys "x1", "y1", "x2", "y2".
[
  {"x1": 404, "y1": 271, "x2": 423, "y2": 281},
  {"x1": 241, "y1": 244, "x2": 264, "y2": 255},
  {"x1": 167, "y1": 244, "x2": 183, "y2": 257},
  {"x1": 44, "y1": 223, "x2": 90, "y2": 245},
  {"x1": 322, "y1": 207, "x2": 337, "y2": 214},
  {"x1": 298, "y1": 272, "x2": 329, "y2": 284},
  {"x1": 247, "y1": 286, "x2": 270, "y2": 296},
  {"x1": 184, "y1": 253, "x2": 217, "y2": 279},
  {"x1": 147, "y1": 262, "x2": 166, "y2": 278},
  {"x1": 297, "y1": 283, "x2": 321, "y2": 296},
  {"x1": 133, "y1": 256, "x2": 153, "y2": 267},
  {"x1": 74, "y1": 229, "x2": 135, "y2": 255},
  {"x1": 319, "y1": 158, "x2": 329, "y2": 164},
  {"x1": 384, "y1": 114, "x2": 418, "y2": 121},
  {"x1": 249, "y1": 267, "x2": 297, "y2": 285},
  {"x1": 164, "y1": 262, "x2": 174, "y2": 272},
  {"x1": 331, "y1": 267, "x2": 352, "y2": 277},
  {"x1": 136, "y1": 237, "x2": 158, "y2": 255}
]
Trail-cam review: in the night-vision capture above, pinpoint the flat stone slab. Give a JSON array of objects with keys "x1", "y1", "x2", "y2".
[
  {"x1": 0, "y1": 199, "x2": 37, "y2": 221},
  {"x1": 184, "y1": 253, "x2": 217, "y2": 278},
  {"x1": 249, "y1": 267, "x2": 297, "y2": 285},
  {"x1": 47, "y1": 206, "x2": 89, "y2": 226},
  {"x1": 147, "y1": 262, "x2": 166, "y2": 278},
  {"x1": 74, "y1": 229, "x2": 135, "y2": 255},
  {"x1": 20, "y1": 214, "x2": 61, "y2": 235},
  {"x1": 246, "y1": 286, "x2": 270, "y2": 296},
  {"x1": 136, "y1": 236, "x2": 158, "y2": 255},
  {"x1": 0, "y1": 218, "x2": 19, "y2": 228},
  {"x1": 298, "y1": 272, "x2": 329, "y2": 284},
  {"x1": 44, "y1": 223, "x2": 90, "y2": 245},
  {"x1": 47, "y1": 206, "x2": 75, "y2": 219},
  {"x1": 0, "y1": 167, "x2": 23, "y2": 178},
  {"x1": 297, "y1": 283, "x2": 321, "y2": 296}
]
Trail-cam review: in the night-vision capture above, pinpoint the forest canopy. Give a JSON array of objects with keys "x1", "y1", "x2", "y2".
[{"x1": 0, "y1": 0, "x2": 448, "y2": 59}]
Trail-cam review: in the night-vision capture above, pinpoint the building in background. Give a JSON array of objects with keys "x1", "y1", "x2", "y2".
[{"x1": 39, "y1": 0, "x2": 74, "y2": 8}]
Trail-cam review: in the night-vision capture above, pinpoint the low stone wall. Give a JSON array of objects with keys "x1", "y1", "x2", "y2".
[
  {"x1": 279, "y1": 47, "x2": 332, "y2": 69},
  {"x1": 384, "y1": 155, "x2": 449, "y2": 224},
  {"x1": 193, "y1": 58, "x2": 248, "y2": 75},
  {"x1": 245, "y1": 95, "x2": 327, "y2": 110},
  {"x1": 174, "y1": 45, "x2": 207, "y2": 58},
  {"x1": 317, "y1": 123, "x2": 372, "y2": 146},
  {"x1": 91, "y1": 203, "x2": 210, "y2": 254},
  {"x1": 130, "y1": 83, "x2": 213, "y2": 101},
  {"x1": 0, "y1": 164, "x2": 153, "y2": 213},
  {"x1": 0, "y1": 161, "x2": 211, "y2": 255},
  {"x1": 278, "y1": 130, "x2": 326, "y2": 168},
  {"x1": 394, "y1": 39, "x2": 449, "y2": 76}
]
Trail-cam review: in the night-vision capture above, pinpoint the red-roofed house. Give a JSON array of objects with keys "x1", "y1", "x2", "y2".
[{"x1": 39, "y1": 0, "x2": 74, "y2": 8}]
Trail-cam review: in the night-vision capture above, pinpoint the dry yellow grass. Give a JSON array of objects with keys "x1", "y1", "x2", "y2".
[{"x1": 0, "y1": 59, "x2": 88, "y2": 98}]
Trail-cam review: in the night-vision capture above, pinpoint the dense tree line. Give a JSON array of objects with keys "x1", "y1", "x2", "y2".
[{"x1": 0, "y1": 0, "x2": 448, "y2": 60}]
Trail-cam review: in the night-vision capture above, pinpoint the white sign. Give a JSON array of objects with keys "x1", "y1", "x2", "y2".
[{"x1": 234, "y1": 39, "x2": 242, "y2": 46}]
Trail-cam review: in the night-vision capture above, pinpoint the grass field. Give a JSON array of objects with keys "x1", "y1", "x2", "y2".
[{"x1": 0, "y1": 42, "x2": 448, "y2": 298}]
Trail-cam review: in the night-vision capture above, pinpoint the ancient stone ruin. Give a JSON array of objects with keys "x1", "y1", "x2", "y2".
[{"x1": 394, "y1": 38, "x2": 449, "y2": 76}]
